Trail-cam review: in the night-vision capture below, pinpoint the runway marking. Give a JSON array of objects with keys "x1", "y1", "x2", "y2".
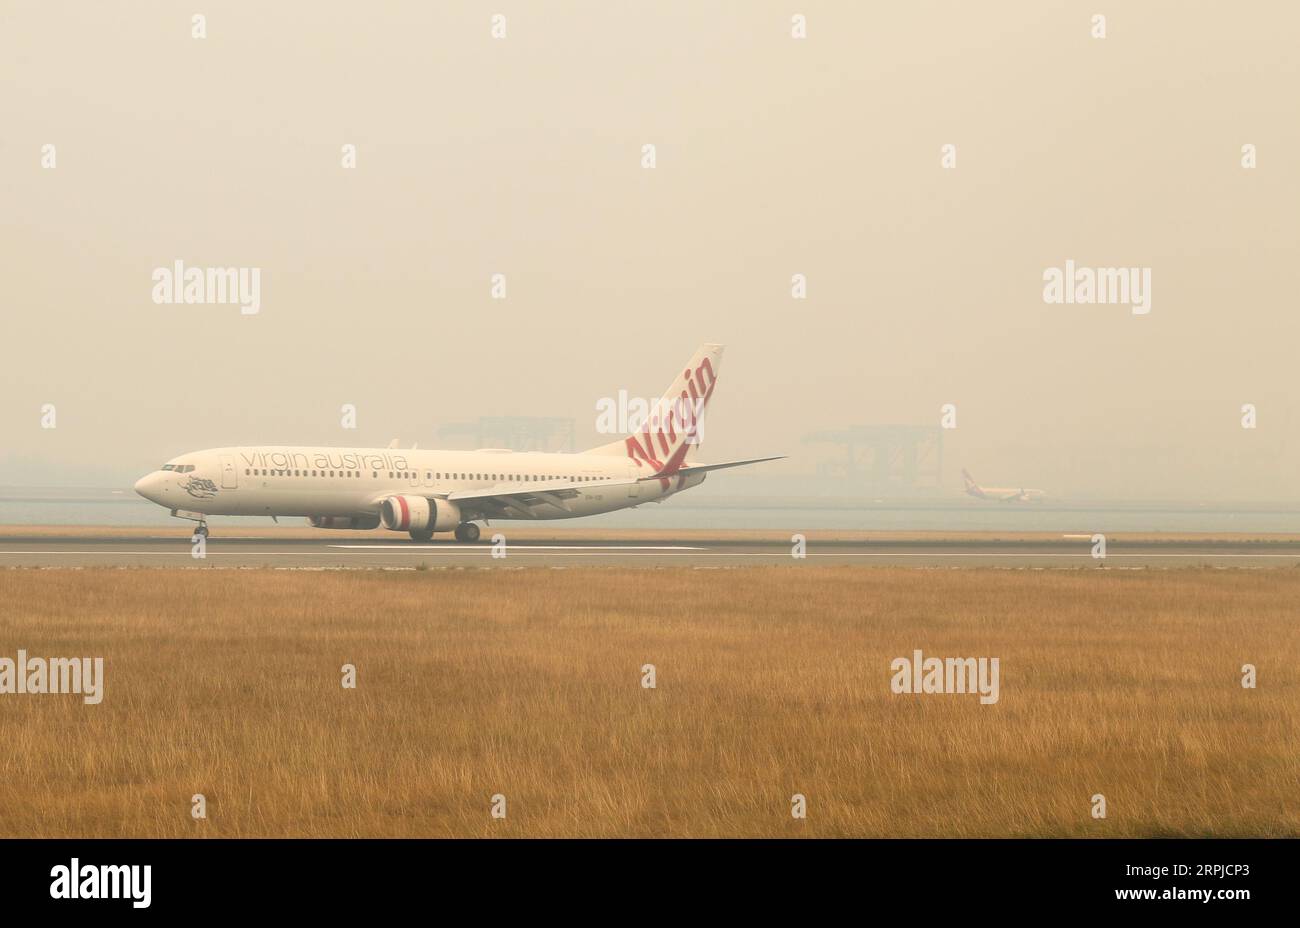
[{"x1": 327, "y1": 544, "x2": 707, "y2": 551}]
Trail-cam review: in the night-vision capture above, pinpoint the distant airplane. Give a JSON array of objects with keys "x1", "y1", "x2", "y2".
[
  {"x1": 134, "y1": 344, "x2": 783, "y2": 541},
  {"x1": 962, "y1": 468, "x2": 1046, "y2": 503}
]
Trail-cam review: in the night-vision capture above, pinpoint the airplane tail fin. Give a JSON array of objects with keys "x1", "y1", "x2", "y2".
[
  {"x1": 586, "y1": 344, "x2": 724, "y2": 476},
  {"x1": 962, "y1": 468, "x2": 983, "y2": 498}
]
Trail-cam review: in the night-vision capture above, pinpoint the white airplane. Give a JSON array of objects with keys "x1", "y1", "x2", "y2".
[
  {"x1": 134, "y1": 344, "x2": 783, "y2": 541},
  {"x1": 961, "y1": 468, "x2": 1046, "y2": 503}
]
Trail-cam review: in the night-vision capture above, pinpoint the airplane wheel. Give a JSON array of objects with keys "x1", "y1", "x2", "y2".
[
  {"x1": 454, "y1": 523, "x2": 480, "y2": 543},
  {"x1": 194, "y1": 524, "x2": 209, "y2": 538},
  {"x1": 409, "y1": 529, "x2": 434, "y2": 542}
]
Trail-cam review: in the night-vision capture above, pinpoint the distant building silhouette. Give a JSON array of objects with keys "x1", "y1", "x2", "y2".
[{"x1": 803, "y1": 425, "x2": 942, "y2": 489}]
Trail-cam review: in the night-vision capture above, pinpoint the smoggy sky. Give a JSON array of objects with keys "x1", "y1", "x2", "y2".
[{"x1": 2, "y1": 1, "x2": 1296, "y2": 499}]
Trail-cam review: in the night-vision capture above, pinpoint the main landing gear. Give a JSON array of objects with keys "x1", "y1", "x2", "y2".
[
  {"x1": 406, "y1": 523, "x2": 481, "y2": 543},
  {"x1": 454, "y1": 522, "x2": 481, "y2": 543}
]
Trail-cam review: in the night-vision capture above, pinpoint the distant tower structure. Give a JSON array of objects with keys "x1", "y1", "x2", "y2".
[
  {"x1": 438, "y1": 416, "x2": 576, "y2": 453},
  {"x1": 802, "y1": 425, "x2": 943, "y2": 490}
]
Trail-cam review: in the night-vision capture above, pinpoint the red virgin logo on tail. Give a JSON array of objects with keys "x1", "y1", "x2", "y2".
[{"x1": 625, "y1": 358, "x2": 717, "y2": 486}]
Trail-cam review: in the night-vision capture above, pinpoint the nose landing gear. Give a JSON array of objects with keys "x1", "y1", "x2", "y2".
[{"x1": 171, "y1": 509, "x2": 209, "y2": 538}]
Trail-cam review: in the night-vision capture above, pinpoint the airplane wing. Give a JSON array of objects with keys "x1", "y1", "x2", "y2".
[{"x1": 445, "y1": 479, "x2": 642, "y2": 518}]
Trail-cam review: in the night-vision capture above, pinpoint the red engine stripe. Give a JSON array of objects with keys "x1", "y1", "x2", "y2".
[{"x1": 396, "y1": 495, "x2": 410, "y2": 530}]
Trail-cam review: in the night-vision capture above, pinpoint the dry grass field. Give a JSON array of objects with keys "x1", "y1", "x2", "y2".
[{"x1": 0, "y1": 566, "x2": 1297, "y2": 837}]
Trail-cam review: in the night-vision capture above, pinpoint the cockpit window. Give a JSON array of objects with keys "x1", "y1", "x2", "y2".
[{"x1": 162, "y1": 464, "x2": 195, "y2": 473}]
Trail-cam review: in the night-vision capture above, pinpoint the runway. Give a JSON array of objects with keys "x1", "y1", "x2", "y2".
[{"x1": 4, "y1": 532, "x2": 1300, "y2": 568}]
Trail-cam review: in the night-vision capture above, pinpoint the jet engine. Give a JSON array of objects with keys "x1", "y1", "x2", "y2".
[{"x1": 380, "y1": 496, "x2": 461, "y2": 533}]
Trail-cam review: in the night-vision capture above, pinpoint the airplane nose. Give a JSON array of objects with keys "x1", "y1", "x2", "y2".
[{"x1": 134, "y1": 473, "x2": 162, "y2": 502}]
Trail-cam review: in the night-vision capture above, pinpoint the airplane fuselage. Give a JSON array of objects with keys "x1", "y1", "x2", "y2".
[
  {"x1": 967, "y1": 486, "x2": 1046, "y2": 502},
  {"x1": 134, "y1": 445, "x2": 701, "y2": 523}
]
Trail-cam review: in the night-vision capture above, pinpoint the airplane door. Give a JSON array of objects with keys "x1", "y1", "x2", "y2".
[{"x1": 220, "y1": 454, "x2": 238, "y2": 489}]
